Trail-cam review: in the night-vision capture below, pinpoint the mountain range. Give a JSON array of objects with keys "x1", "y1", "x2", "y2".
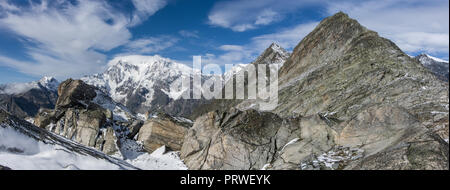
[{"x1": 0, "y1": 12, "x2": 448, "y2": 170}]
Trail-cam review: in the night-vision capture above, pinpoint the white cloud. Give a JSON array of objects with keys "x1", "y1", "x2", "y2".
[
  {"x1": 204, "y1": 22, "x2": 318, "y2": 67},
  {"x1": 130, "y1": 0, "x2": 168, "y2": 26},
  {"x1": 208, "y1": 0, "x2": 319, "y2": 32},
  {"x1": 0, "y1": 0, "x2": 167, "y2": 79},
  {"x1": 219, "y1": 45, "x2": 244, "y2": 51},
  {"x1": 326, "y1": 0, "x2": 449, "y2": 55},
  {"x1": 179, "y1": 30, "x2": 199, "y2": 38},
  {"x1": 124, "y1": 36, "x2": 178, "y2": 54}
]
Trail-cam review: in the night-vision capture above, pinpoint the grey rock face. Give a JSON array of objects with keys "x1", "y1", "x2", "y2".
[{"x1": 180, "y1": 108, "x2": 337, "y2": 170}]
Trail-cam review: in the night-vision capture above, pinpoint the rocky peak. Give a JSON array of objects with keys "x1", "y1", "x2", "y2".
[
  {"x1": 252, "y1": 42, "x2": 290, "y2": 66},
  {"x1": 414, "y1": 54, "x2": 449, "y2": 81},
  {"x1": 38, "y1": 76, "x2": 59, "y2": 92},
  {"x1": 278, "y1": 11, "x2": 375, "y2": 83},
  {"x1": 415, "y1": 53, "x2": 449, "y2": 64}
]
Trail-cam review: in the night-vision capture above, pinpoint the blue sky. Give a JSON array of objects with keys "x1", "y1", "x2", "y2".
[{"x1": 0, "y1": 0, "x2": 448, "y2": 84}]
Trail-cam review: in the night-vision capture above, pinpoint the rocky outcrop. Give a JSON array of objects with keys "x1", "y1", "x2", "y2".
[
  {"x1": 33, "y1": 79, "x2": 123, "y2": 155},
  {"x1": 138, "y1": 113, "x2": 192, "y2": 153},
  {"x1": 56, "y1": 79, "x2": 97, "y2": 109}
]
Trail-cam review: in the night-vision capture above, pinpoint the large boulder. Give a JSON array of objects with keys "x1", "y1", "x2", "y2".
[
  {"x1": 138, "y1": 113, "x2": 191, "y2": 153},
  {"x1": 56, "y1": 79, "x2": 97, "y2": 109},
  {"x1": 34, "y1": 79, "x2": 122, "y2": 155}
]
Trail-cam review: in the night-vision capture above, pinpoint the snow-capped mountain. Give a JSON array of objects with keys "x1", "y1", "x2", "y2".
[
  {"x1": 82, "y1": 55, "x2": 215, "y2": 117},
  {"x1": 82, "y1": 44, "x2": 290, "y2": 118},
  {"x1": 415, "y1": 54, "x2": 449, "y2": 81},
  {"x1": 0, "y1": 77, "x2": 59, "y2": 118},
  {"x1": 0, "y1": 76, "x2": 59, "y2": 95}
]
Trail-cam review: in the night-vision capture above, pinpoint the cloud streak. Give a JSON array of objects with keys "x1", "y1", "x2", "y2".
[
  {"x1": 208, "y1": 0, "x2": 320, "y2": 32},
  {"x1": 0, "y1": 0, "x2": 167, "y2": 79},
  {"x1": 124, "y1": 36, "x2": 179, "y2": 54}
]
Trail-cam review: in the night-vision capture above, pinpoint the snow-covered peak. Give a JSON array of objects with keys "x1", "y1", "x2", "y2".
[
  {"x1": 82, "y1": 55, "x2": 207, "y2": 113},
  {"x1": 38, "y1": 76, "x2": 59, "y2": 92},
  {"x1": 416, "y1": 54, "x2": 449, "y2": 64},
  {"x1": 424, "y1": 54, "x2": 448, "y2": 63},
  {"x1": 107, "y1": 55, "x2": 195, "y2": 75},
  {"x1": 252, "y1": 42, "x2": 290, "y2": 66},
  {"x1": 268, "y1": 42, "x2": 289, "y2": 56},
  {"x1": 0, "y1": 76, "x2": 59, "y2": 95}
]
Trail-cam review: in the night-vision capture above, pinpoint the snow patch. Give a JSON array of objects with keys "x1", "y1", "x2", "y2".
[{"x1": 0, "y1": 127, "x2": 129, "y2": 170}]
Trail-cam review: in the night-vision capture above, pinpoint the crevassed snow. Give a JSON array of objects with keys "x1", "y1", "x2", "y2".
[{"x1": 0, "y1": 127, "x2": 128, "y2": 170}]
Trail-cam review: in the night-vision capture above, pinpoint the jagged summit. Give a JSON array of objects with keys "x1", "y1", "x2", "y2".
[
  {"x1": 416, "y1": 53, "x2": 449, "y2": 64},
  {"x1": 252, "y1": 42, "x2": 290, "y2": 66},
  {"x1": 415, "y1": 53, "x2": 449, "y2": 81},
  {"x1": 38, "y1": 76, "x2": 59, "y2": 92},
  {"x1": 278, "y1": 11, "x2": 419, "y2": 84}
]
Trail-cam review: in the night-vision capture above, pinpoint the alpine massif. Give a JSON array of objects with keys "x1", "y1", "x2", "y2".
[{"x1": 0, "y1": 12, "x2": 448, "y2": 170}]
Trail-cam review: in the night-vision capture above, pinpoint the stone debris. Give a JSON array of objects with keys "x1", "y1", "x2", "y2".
[{"x1": 300, "y1": 146, "x2": 364, "y2": 170}]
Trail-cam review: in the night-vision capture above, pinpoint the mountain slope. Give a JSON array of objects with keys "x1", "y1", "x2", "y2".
[
  {"x1": 414, "y1": 54, "x2": 449, "y2": 81},
  {"x1": 0, "y1": 77, "x2": 59, "y2": 118},
  {"x1": 181, "y1": 12, "x2": 449, "y2": 170}
]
